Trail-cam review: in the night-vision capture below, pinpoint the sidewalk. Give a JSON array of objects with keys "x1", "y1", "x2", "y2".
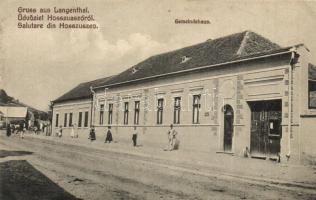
[{"x1": 5, "y1": 131, "x2": 316, "y2": 191}]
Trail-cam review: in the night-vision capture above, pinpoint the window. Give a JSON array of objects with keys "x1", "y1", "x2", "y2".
[
  {"x1": 134, "y1": 101, "x2": 140, "y2": 125},
  {"x1": 174, "y1": 97, "x2": 181, "y2": 124},
  {"x1": 157, "y1": 98, "x2": 164, "y2": 124},
  {"x1": 124, "y1": 102, "x2": 129, "y2": 125},
  {"x1": 108, "y1": 104, "x2": 113, "y2": 124},
  {"x1": 78, "y1": 112, "x2": 82, "y2": 127},
  {"x1": 84, "y1": 111, "x2": 89, "y2": 127},
  {"x1": 193, "y1": 95, "x2": 201, "y2": 124},
  {"x1": 55, "y1": 114, "x2": 59, "y2": 127},
  {"x1": 99, "y1": 104, "x2": 104, "y2": 125},
  {"x1": 64, "y1": 113, "x2": 68, "y2": 127},
  {"x1": 309, "y1": 64, "x2": 316, "y2": 109},
  {"x1": 69, "y1": 113, "x2": 73, "y2": 127}
]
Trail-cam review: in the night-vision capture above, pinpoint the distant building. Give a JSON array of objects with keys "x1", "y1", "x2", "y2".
[
  {"x1": 0, "y1": 105, "x2": 28, "y2": 123},
  {"x1": 0, "y1": 89, "x2": 48, "y2": 127},
  {"x1": 52, "y1": 31, "x2": 316, "y2": 164}
]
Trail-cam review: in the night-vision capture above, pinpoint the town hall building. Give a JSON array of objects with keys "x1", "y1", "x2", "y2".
[{"x1": 52, "y1": 31, "x2": 316, "y2": 164}]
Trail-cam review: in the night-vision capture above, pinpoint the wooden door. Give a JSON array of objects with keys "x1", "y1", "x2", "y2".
[{"x1": 249, "y1": 100, "x2": 282, "y2": 156}]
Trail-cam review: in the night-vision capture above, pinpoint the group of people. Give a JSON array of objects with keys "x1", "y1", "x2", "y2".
[
  {"x1": 89, "y1": 124, "x2": 179, "y2": 151},
  {"x1": 56, "y1": 125, "x2": 78, "y2": 138},
  {"x1": 6, "y1": 121, "x2": 26, "y2": 139},
  {"x1": 89, "y1": 126, "x2": 139, "y2": 147},
  {"x1": 6, "y1": 121, "x2": 180, "y2": 151}
]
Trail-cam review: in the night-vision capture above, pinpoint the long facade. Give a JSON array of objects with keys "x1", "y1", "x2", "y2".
[{"x1": 52, "y1": 31, "x2": 316, "y2": 164}]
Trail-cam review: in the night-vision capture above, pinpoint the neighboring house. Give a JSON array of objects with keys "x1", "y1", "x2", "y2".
[
  {"x1": 52, "y1": 31, "x2": 316, "y2": 164},
  {"x1": 0, "y1": 89, "x2": 48, "y2": 128},
  {"x1": 0, "y1": 104, "x2": 28, "y2": 123},
  {"x1": 51, "y1": 76, "x2": 113, "y2": 137}
]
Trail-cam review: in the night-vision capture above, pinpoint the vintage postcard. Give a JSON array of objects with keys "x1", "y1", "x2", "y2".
[{"x1": 0, "y1": 0, "x2": 316, "y2": 199}]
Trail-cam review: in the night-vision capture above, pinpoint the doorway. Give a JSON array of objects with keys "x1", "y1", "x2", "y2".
[
  {"x1": 248, "y1": 100, "x2": 282, "y2": 157},
  {"x1": 223, "y1": 105, "x2": 234, "y2": 152}
]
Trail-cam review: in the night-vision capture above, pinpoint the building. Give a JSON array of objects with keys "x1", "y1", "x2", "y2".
[
  {"x1": 0, "y1": 89, "x2": 49, "y2": 128},
  {"x1": 0, "y1": 90, "x2": 27, "y2": 124},
  {"x1": 52, "y1": 31, "x2": 316, "y2": 164},
  {"x1": 0, "y1": 105, "x2": 28, "y2": 123},
  {"x1": 52, "y1": 76, "x2": 113, "y2": 135}
]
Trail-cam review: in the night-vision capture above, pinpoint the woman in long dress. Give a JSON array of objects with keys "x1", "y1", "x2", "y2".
[
  {"x1": 70, "y1": 125, "x2": 75, "y2": 138},
  {"x1": 105, "y1": 126, "x2": 113, "y2": 143},
  {"x1": 89, "y1": 126, "x2": 96, "y2": 141}
]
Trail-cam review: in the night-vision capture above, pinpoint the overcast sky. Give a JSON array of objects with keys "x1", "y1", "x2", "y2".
[{"x1": 1, "y1": 0, "x2": 316, "y2": 111}]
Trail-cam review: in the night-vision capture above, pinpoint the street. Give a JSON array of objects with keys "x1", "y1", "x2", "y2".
[{"x1": 0, "y1": 133, "x2": 315, "y2": 200}]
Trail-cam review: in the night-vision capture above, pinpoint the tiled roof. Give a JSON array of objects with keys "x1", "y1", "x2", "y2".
[
  {"x1": 53, "y1": 76, "x2": 113, "y2": 103},
  {"x1": 94, "y1": 31, "x2": 284, "y2": 88},
  {"x1": 53, "y1": 31, "x2": 291, "y2": 103}
]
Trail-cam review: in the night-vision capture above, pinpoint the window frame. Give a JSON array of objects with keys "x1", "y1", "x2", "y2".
[
  {"x1": 99, "y1": 104, "x2": 104, "y2": 125},
  {"x1": 68, "y1": 113, "x2": 73, "y2": 127},
  {"x1": 173, "y1": 97, "x2": 181, "y2": 124},
  {"x1": 308, "y1": 80, "x2": 316, "y2": 109},
  {"x1": 55, "y1": 113, "x2": 59, "y2": 127},
  {"x1": 108, "y1": 103, "x2": 113, "y2": 124},
  {"x1": 157, "y1": 98, "x2": 164, "y2": 124},
  {"x1": 192, "y1": 94, "x2": 201, "y2": 124},
  {"x1": 78, "y1": 112, "x2": 82, "y2": 127},
  {"x1": 84, "y1": 111, "x2": 89, "y2": 127},
  {"x1": 123, "y1": 102, "x2": 129, "y2": 125},
  {"x1": 64, "y1": 113, "x2": 68, "y2": 127},
  {"x1": 134, "y1": 101, "x2": 140, "y2": 125}
]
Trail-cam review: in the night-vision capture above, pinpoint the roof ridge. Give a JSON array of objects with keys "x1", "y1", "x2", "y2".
[
  {"x1": 112, "y1": 31, "x2": 249, "y2": 77},
  {"x1": 236, "y1": 31, "x2": 250, "y2": 55}
]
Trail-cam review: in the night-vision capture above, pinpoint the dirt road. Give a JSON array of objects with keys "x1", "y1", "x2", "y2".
[{"x1": 0, "y1": 135, "x2": 315, "y2": 200}]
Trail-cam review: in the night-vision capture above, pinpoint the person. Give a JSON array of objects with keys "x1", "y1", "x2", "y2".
[
  {"x1": 89, "y1": 126, "x2": 96, "y2": 141},
  {"x1": 70, "y1": 125, "x2": 75, "y2": 138},
  {"x1": 166, "y1": 124, "x2": 178, "y2": 151},
  {"x1": 6, "y1": 123, "x2": 11, "y2": 137},
  {"x1": 73, "y1": 123, "x2": 78, "y2": 138},
  {"x1": 58, "y1": 125, "x2": 63, "y2": 138},
  {"x1": 132, "y1": 126, "x2": 138, "y2": 147},
  {"x1": 34, "y1": 126, "x2": 38, "y2": 134},
  {"x1": 11, "y1": 124, "x2": 16, "y2": 134},
  {"x1": 105, "y1": 126, "x2": 113, "y2": 143},
  {"x1": 243, "y1": 147, "x2": 250, "y2": 158},
  {"x1": 20, "y1": 121, "x2": 25, "y2": 139}
]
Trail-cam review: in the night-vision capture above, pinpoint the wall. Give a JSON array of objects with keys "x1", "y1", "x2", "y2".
[
  {"x1": 93, "y1": 55, "x2": 292, "y2": 157},
  {"x1": 52, "y1": 99, "x2": 92, "y2": 137}
]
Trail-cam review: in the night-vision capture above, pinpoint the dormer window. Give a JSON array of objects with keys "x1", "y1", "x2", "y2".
[
  {"x1": 181, "y1": 56, "x2": 191, "y2": 64},
  {"x1": 132, "y1": 67, "x2": 138, "y2": 74}
]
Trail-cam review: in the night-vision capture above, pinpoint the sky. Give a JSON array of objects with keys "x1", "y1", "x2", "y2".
[{"x1": 0, "y1": 0, "x2": 316, "y2": 111}]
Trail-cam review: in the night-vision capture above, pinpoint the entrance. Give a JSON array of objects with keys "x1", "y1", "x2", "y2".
[
  {"x1": 223, "y1": 105, "x2": 234, "y2": 152},
  {"x1": 248, "y1": 100, "x2": 282, "y2": 157}
]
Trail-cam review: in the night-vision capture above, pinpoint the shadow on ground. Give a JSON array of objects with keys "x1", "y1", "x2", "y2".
[
  {"x1": 0, "y1": 160, "x2": 80, "y2": 200},
  {"x1": 0, "y1": 150, "x2": 33, "y2": 158}
]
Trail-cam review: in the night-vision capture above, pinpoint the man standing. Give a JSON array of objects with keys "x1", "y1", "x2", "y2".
[
  {"x1": 20, "y1": 121, "x2": 25, "y2": 139},
  {"x1": 6, "y1": 123, "x2": 11, "y2": 137},
  {"x1": 166, "y1": 124, "x2": 177, "y2": 151},
  {"x1": 132, "y1": 126, "x2": 138, "y2": 147}
]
